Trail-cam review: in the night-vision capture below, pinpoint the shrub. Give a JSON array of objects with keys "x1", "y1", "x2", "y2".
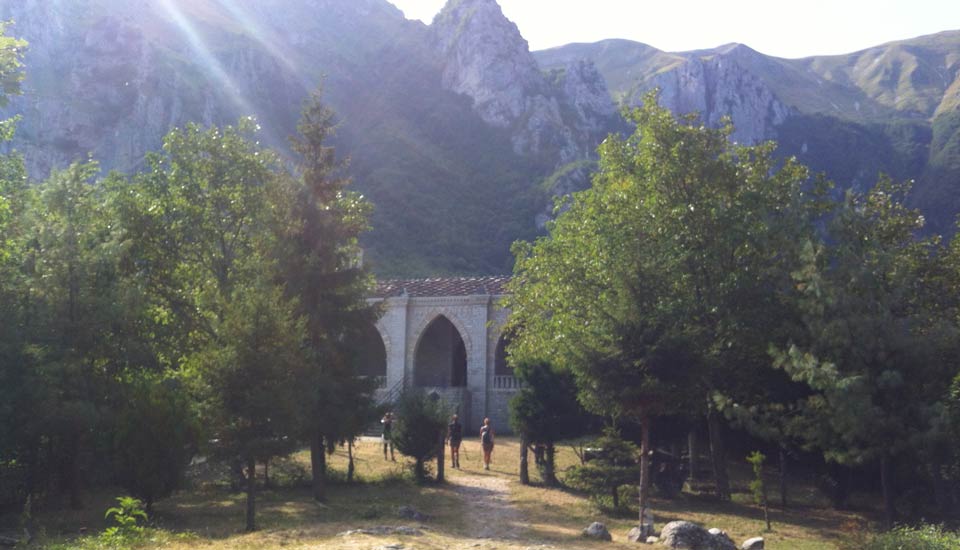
[
  {"x1": 565, "y1": 428, "x2": 638, "y2": 510},
  {"x1": 861, "y1": 525, "x2": 960, "y2": 550},
  {"x1": 390, "y1": 390, "x2": 448, "y2": 482}
]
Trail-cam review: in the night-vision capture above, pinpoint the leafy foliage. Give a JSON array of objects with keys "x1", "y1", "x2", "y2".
[
  {"x1": 565, "y1": 429, "x2": 638, "y2": 510},
  {"x1": 509, "y1": 361, "x2": 590, "y2": 485},
  {"x1": 391, "y1": 390, "x2": 449, "y2": 482},
  {"x1": 860, "y1": 525, "x2": 960, "y2": 550}
]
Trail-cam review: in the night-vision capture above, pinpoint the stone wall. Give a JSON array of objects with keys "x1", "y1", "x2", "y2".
[{"x1": 371, "y1": 292, "x2": 520, "y2": 435}]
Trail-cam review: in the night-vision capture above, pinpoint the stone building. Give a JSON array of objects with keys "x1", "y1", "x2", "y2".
[{"x1": 358, "y1": 276, "x2": 520, "y2": 435}]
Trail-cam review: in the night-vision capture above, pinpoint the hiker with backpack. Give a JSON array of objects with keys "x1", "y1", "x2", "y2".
[
  {"x1": 480, "y1": 417, "x2": 495, "y2": 470},
  {"x1": 448, "y1": 414, "x2": 463, "y2": 468}
]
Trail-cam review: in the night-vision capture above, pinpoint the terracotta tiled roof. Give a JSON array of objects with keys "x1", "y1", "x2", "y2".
[{"x1": 374, "y1": 276, "x2": 512, "y2": 298}]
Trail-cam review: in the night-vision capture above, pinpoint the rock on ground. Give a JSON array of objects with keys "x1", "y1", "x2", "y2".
[
  {"x1": 741, "y1": 537, "x2": 764, "y2": 550},
  {"x1": 582, "y1": 522, "x2": 612, "y2": 541},
  {"x1": 659, "y1": 521, "x2": 736, "y2": 550}
]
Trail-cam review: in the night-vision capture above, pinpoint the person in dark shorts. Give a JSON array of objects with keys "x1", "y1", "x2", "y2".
[
  {"x1": 448, "y1": 414, "x2": 463, "y2": 468},
  {"x1": 381, "y1": 412, "x2": 395, "y2": 461},
  {"x1": 480, "y1": 417, "x2": 494, "y2": 470}
]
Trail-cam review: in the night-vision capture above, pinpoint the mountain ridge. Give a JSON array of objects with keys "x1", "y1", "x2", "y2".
[{"x1": 1, "y1": 0, "x2": 959, "y2": 273}]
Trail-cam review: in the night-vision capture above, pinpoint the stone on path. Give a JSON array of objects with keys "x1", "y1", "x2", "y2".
[
  {"x1": 582, "y1": 521, "x2": 612, "y2": 541},
  {"x1": 741, "y1": 537, "x2": 764, "y2": 550}
]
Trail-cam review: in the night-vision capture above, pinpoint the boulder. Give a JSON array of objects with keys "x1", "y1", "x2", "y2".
[
  {"x1": 741, "y1": 537, "x2": 764, "y2": 550},
  {"x1": 626, "y1": 513, "x2": 656, "y2": 542},
  {"x1": 659, "y1": 521, "x2": 736, "y2": 550},
  {"x1": 582, "y1": 522, "x2": 612, "y2": 541},
  {"x1": 647, "y1": 536, "x2": 660, "y2": 544}
]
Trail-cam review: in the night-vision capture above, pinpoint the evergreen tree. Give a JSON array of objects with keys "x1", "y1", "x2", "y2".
[
  {"x1": 274, "y1": 89, "x2": 378, "y2": 501},
  {"x1": 774, "y1": 179, "x2": 954, "y2": 526}
]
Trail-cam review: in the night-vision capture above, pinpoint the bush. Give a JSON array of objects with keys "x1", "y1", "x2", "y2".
[
  {"x1": 111, "y1": 374, "x2": 199, "y2": 511},
  {"x1": 565, "y1": 428, "x2": 638, "y2": 510},
  {"x1": 861, "y1": 525, "x2": 960, "y2": 550},
  {"x1": 390, "y1": 390, "x2": 448, "y2": 482}
]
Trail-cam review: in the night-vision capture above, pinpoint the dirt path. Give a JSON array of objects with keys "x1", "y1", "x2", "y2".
[{"x1": 449, "y1": 472, "x2": 525, "y2": 541}]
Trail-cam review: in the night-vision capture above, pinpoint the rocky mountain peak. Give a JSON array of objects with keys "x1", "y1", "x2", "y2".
[{"x1": 431, "y1": 0, "x2": 543, "y2": 127}]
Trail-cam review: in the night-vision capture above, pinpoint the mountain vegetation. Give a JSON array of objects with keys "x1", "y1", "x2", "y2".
[{"x1": 1, "y1": 0, "x2": 956, "y2": 275}]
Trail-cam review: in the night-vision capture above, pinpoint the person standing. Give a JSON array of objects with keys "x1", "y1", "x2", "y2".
[
  {"x1": 448, "y1": 414, "x2": 463, "y2": 468},
  {"x1": 480, "y1": 417, "x2": 495, "y2": 470},
  {"x1": 381, "y1": 412, "x2": 395, "y2": 461}
]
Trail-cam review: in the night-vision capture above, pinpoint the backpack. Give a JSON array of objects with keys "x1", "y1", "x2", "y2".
[{"x1": 481, "y1": 427, "x2": 492, "y2": 445}]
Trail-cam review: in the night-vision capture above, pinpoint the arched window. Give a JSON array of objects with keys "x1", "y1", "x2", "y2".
[
  {"x1": 414, "y1": 315, "x2": 468, "y2": 388},
  {"x1": 494, "y1": 334, "x2": 513, "y2": 376},
  {"x1": 353, "y1": 323, "x2": 387, "y2": 386}
]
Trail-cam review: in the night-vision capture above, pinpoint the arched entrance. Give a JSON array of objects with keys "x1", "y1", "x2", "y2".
[
  {"x1": 354, "y1": 323, "x2": 387, "y2": 387},
  {"x1": 414, "y1": 315, "x2": 467, "y2": 387},
  {"x1": 493, "y1": 334, "x2": 520, "y2": 389}
]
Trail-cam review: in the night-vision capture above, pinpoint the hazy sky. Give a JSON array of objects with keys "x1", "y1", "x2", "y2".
[{"x1": 388, "y1": 0, "x2": 960, "y2": 59}]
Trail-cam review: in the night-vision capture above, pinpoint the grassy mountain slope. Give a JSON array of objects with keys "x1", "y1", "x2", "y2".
[
  {"x1": 535, "y1": 31, "x2": 960, "y2": 234},
  {"x1": 0, "y1": 0, "x2": 548, "y2": 276}
]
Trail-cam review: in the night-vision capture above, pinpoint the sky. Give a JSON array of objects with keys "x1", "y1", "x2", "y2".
[{"x1": 388, "y1": 0, "x2": 960, "y2": 59}]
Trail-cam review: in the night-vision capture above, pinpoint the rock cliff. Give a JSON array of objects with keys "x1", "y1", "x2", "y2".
[{"x1": 431, "y1": 0, "x2": 617, "y2": 163}]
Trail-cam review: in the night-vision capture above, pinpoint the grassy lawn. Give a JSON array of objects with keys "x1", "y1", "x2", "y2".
[{"x1": 1, "y1": 437, "x2": 876, "y2": 549}]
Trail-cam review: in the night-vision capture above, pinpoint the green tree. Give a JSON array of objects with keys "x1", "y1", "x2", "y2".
[
  {"x1": 273, "y1": 89, "x2": 378, "y2": 501},
  {"x1": 0, "y1": 20, "x2": 28, "y2": 511},
  {"x1": 192, "y1": 282, "x2": 310, "y2": 531},
  {"x1": 773, "y1": 179, "x2": 953, "y2": 526},
  {"x1": 111, "y1": 373, "x2": 199, "y2": 513},
  {"x1": 506, "y1": 92, "x2": 820, "y2": 530},
  {"x1": 509, "y1": 361, "x2": 589, "y2": 486},
  {"x1": 566, "y1": 428, "x2": 638, "y2": 510},
  {"x1": 391, "y1": 390, "x2": 449, "y2": 482},
  {"x1": 113, "y1": 120, "x2": 310, "y2": 530}
]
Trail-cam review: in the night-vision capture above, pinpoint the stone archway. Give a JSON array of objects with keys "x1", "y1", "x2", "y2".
[
  {"x1": 414, "y1": 315, "x2": 468, "y2": 388},
  {"x1": 353, "y1": 323, "x2": 387, "y2": 387}
]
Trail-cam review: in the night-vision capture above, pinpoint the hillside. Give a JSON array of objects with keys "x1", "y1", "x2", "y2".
[
  {"x1": 1, "y1": 0, "x2": 959, "y2": 273},
  {"x1": 536, "y1": 32, "x2": 960, "y2": 234}
]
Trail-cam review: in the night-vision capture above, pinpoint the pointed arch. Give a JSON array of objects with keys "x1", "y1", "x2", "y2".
[
  {"x1": 494, "y1": 333, "x2": 514, "y2": 376},
  {"x1": 413, "y1": 314, "x2": 468, "y2": 388},
  {"x1": 353, "y1": 323, "x2": 387, "y2": 382}
]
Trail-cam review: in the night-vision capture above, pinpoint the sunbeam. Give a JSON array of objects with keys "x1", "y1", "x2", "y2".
[
  {"x1": 214, "y1": 0, "x2": 309, "y2": 88},
  {"x1": 157, "y1": 0, "x2": 257, "y2": 119}
]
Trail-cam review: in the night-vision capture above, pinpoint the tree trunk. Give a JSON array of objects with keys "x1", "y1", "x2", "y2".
[
  {"x1": 612, "y1": 486, "x2": 620, "y2": 508},
  {"x1": 263, "y1": 459, "x2": 270, "y2": 489},
  {"x1": 245, "y1": 456, "x2": 256, "y2": 532},
  {"x1": 65, "y1": 435, "x2": 82, "y2": 510},
  {"x1": 436, "y1": 429, "x2": 445, "y2": 483},
  {"x1": 688, "y1": 429, "x2": 700, "y2": 481},
  {"x1": 778, "y1": 446, "x2": 788, "y2": 509},
  {"x1": 347, "y1": 441, "x2": 355, "y2": 483},
  {"x1": 880, "y1": 455, "x2": 895, "y2": 529},
  {"x1": 519, "y1": 433, "x2": 530, "y2": 485},
  {"x1": 929, "y1": 458, "x2": 949, "y2": 513},
  {"x1": 707, "y1": 407, "x2": 730, "y2": 500},
  {"x1": 544, "y1": 443, "x2": 557, "y2": 487},
  {"x1": 414, "y1": 459, "x2": 425, "y2": 482},
  {"x1": 310, "y1": 432, "x2": 326, "y2": 502},
  {"x1": 639, "y1": 414, "x2": 652, "y2": 534}
]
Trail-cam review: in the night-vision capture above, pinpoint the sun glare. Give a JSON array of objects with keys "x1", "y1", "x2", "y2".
[{"x1": 157, "y1": 0, "x2": 256, "y2": 117}]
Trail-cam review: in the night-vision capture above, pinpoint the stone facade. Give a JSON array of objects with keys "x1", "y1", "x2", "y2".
[{"x1": 370, "y1": 277, "x2": 518, "y2": 435}]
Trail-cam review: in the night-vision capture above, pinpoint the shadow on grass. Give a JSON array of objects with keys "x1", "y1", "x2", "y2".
[{"x1": 151, "y1": 473, "x2": 470, "y2": 542}]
